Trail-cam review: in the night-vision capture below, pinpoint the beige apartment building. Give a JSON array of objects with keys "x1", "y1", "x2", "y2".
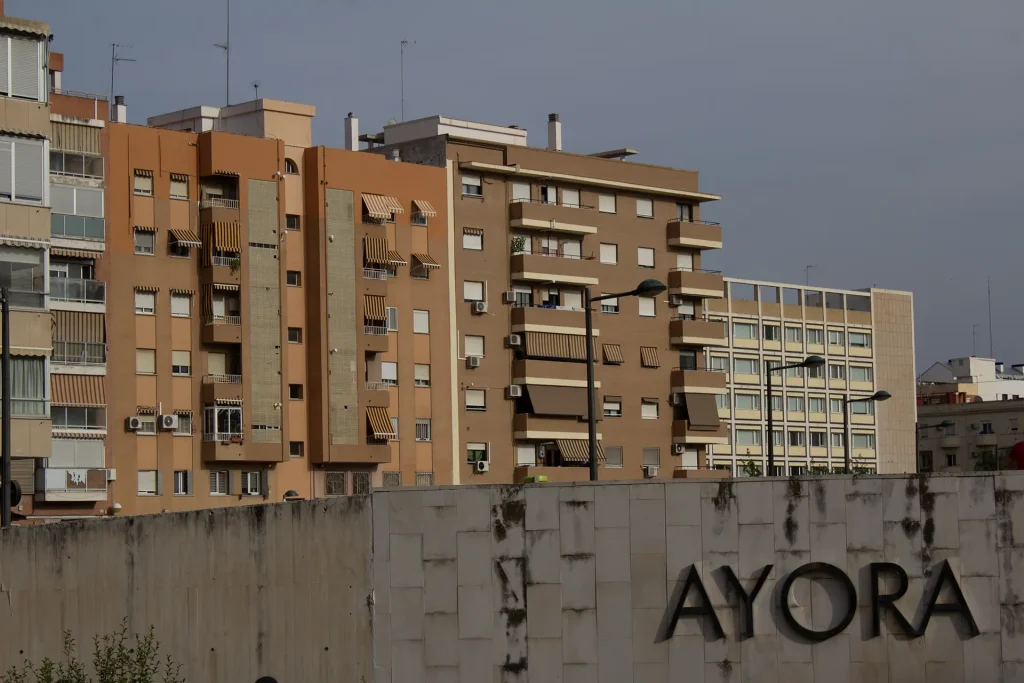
[{"x1": 918, "y1": 399, "x2": 1024, "y2": 473}]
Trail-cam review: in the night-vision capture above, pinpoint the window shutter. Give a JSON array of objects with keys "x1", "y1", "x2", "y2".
[
  {"x1": 0, "y1": 141, "x2": 10, "y2": 198},
  {"x1": 76, "y1": 187, "x2": 104, "y2": 218},
  {"x1": 0, "y1": 37, "x2": 8, "y2": 95},
  {"x1": 465, "y1": 336, "x2": 484, "y2": 357},
  {"x1": 171, "y1": 294, "x2": 191, "y2": 317},
  {"x1": 13, "y1": 141, "x2": 42, "y2": 201},
  {"x1": 51, "y1": 184, "x2": 75, "y2": 214},
  {"x1": 381, "y1": 362, "x2": 397, "y2": 382},
  {"x1": 512, "y1": 182, "x2": 530, "y2": 201},
  {"x1": 170, "y1": 179, "x2": 188, "y2": 198},
  {"x1": 172, "y1": 350, "x2": 190, "y2": 367},
  {"x1": 414, "y1": 364, "x2": 430, "y2": 382},
  {"x1": 260, "y1": 470, "x2": 270, "y2": 496},
  {"x1": 9, "y1": 38, "x2": 39, "y2": 100}
]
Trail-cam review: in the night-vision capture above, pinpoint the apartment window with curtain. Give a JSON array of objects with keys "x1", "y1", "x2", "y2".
[
  {"x1": 0, "y1": 35, "x2": 44, "y2": 101},
  {"x1": 6, "y1": 357, "x2": 45, "y2": 416},
  {"x1": 636, "y1": 198, "x2": 654, "y2": 218},
  {"x1": 676, "y1": 203, "x2": 692, "y2": 221},
  {"x1": 0, "y1": 137, "x2": 44, "y2": 204}
]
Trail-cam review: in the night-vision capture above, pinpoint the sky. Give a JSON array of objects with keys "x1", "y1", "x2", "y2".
[{"x1": 18, "y1": 0, "x2": 1024, "y2": 369}]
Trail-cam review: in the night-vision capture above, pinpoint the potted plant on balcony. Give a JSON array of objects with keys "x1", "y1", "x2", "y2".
[
  {"x1": 510, "y1": 236, "x2": 526, "y2": 255},
  {"x1": 229, "y1": 257, "x2": 241, "y2": 274}
]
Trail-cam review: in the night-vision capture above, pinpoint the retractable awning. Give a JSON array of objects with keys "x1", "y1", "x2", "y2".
[
  {"x1": 51, "y1": 375, "x2": 105, "y2": 407},
  {"x1": 412, "y1": 199, "x2": 437, "y2": 217},
  {"x1": 367, "y1": 407, "x2": 396, "y2": 439},
  {"x1": 169, "y1": 229, "x2": 202, "y2": 247},
  {"x1": 556, "y1": 439, "x2": 605, "y2": 464}
]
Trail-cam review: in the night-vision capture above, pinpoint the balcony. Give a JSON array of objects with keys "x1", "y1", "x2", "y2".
[
  {"x1": 51, "y1": 341, "x2": 106, "y2": 370},
  {"x1": 509, "y1": 200, "x2": 597, "y2": 235},
  {"x1": 668, "y1": 269, "x2": 724, "y2": 299},
  {"x1": 363, "y1": 324, "x2": 389, "y2": 353},
  {"x1": 513, "y1": 359, "x2": 589, "y2": 386},
  {"x1": 670, "y1": 317, "x2": 728, "y2": 347},
  {"x1": 511, "y1": 305, "x2": 586, "y2": 334},
  {"x1": 364, "y1": 381, "x2": 391, "y2": 408},
  {"x1": 513, "y1": 466, "x2": 592, "y2": 484},
  {"x1": 513, "y1": 414, "x2": 591, "y2": 440},
  {"x1": 203, "y1": 315, "x2": 242, "y2": 345},
  {"x1": 50, "y1": 88, "x2": 108, "y2": 120},
  {"x1": 667, "y1": 219, "x2": 722, "y2": 250},
  {"x1": 363, "y1": 267, "x2": 388, "y2": 281},
  {"x1": 510, "y1": 252, "x2": 599, "y2": 287},
  {"x1": 50, "y1": 278, "x2": 105, "y2": 309},
  {"x1": 670, "y1": 368, "x2": 727, "y2": 394},
  {"x1": 939, "y1": 435, "x2": 961, "y2": 449},
  {"x1": 200, "y1": 196, "x2": 239, "y2": 210},
  {"x1": 672, "y1": 420, "x2": 729, "y2": 445},
  {"x1": 35, "y1": 468, "x2": 108, "y2": 502},
  {"x1": 202, "y1": 374, "x2": 243, "y2": 403},
  {"x1": 51, "y1": 214, "x2": 105, "y2": 243},
  {"x1": 977, "y1": 433, "x2": 998, "y2": 447}
]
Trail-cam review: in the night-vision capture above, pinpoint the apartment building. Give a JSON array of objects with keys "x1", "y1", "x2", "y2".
[
  {"x1": 705, "y1": 280, "x2": 916, "y2": 474},
  {"x1": 918, "y1": 399, "x2": 1024, "y2": 473},
  {"x1": 917, "y1": 355, "x2": 1024, "y2": 405}
]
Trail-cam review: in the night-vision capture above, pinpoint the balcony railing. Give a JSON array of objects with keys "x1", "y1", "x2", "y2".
[
  {"x1": 510, "y1": 197, "x2": 596, "y2": 211},
  {"x1": 674, "y1": 218, "x2": 721, "y2": 226},
  {"x1": 363, "y1": 267, "x2": 388, "y2": 281},
  {"x1": 364, "y1": 325, "x2": 388, "y2": 336},
  {"x1": 51, "y1": 87, "x2": 108, "y2": 101},
  {"x1": 200, "y1": 196, "x2": 239, "y2": 210},
  {"x1": 366, "y1": 381, "x2": 390, "y2": 392},
  {"x1": 50, "y1": 151, "x2": 104, "y2": 179},
  {"x1": 52, "y1": 341, "x2": 106, "y2": 365},
  {"x1": 211, "y1": 255, "x2": 239, "y2": 267},
  {"x1": 204, "y1": 374, "x2": 242, "y2": 384},
  {"x1": 203, "y1": 432, "x2": 243, "y2": 443},
  {"x1": 51, "y1": 214, "x2": 105, "y2": 241},
  {"x1": 511, "y1": 247, "x2": 594, "y2": 261},
  {"x1": 50, "y1": 278, "x2": 106, "y2": 304},
  {"x1": 669, "y1": 267, "x2": 722, "y2": 275},
  {"x1": 205, "y1": 315, "x2": 241, "y2": 326}
]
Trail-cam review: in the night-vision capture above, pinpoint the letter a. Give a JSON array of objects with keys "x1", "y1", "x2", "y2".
[{"x1": 657, "y1": 564, "x2": 724, "y2": 642}]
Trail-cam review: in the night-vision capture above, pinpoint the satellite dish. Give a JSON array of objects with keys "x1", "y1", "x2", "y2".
[{"x1": 386, "y1": 117, "x2": 398, "y2": 126}]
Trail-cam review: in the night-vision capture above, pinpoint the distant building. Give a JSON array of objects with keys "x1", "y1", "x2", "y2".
[
  {"x1": 917, "y1": 398, "x2": 1024, "y2": 473},
  {"x1": 917, "y1": 356, "x2": 1024, "y2": 405}
]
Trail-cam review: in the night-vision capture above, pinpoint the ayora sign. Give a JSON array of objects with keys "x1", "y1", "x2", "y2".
[{"x1": 658, "y1": 560, "x2": 978, "y2": 643}]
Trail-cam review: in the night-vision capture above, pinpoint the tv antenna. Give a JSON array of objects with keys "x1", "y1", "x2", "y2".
[
  {"x1": 400, "y1": 39, "x2": 415, "y2": 121},
  {"x1": 109, "y1": 43, "x2": 136, "y2": 118},
  {"x1": 252, "y1": 80, "x2": 261, "y2": 101},
  {"x1": 214, "y1": 0, "x2": 231, "y2": 105}
]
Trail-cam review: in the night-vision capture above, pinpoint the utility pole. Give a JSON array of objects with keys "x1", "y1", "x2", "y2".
[
  {"x1": 988, "y1": 277, "x2": 994, "y2": 359},
  {"x1": 215, "y1": 0, "x2": 231, "y2": 105},
  {"x1": 400, "y1": 39, "x2": 415, "y2": 121},
  {"x1": 973, "y1": 323, "x2": 980, "y2": 357},
  {"x1": 2, "y1": 288, "x2": 11, "y2": 527},
  {"x1": 109, "y1": 44, "x2": 135, "y2": 119},
  {"x1": 805, "y1": 265, "x2": 815, "y2": 286}
]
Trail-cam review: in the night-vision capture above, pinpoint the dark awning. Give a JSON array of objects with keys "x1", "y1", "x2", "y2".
[
  {"x1": 557, "y1": 439, "x2": 605, "y2": 464},
  {"x1": 684, "y1": 393, "x2": 721, "y2": 430},
  {"x1": 526, "y1": 385, "x2": 588, "y2": 418}
]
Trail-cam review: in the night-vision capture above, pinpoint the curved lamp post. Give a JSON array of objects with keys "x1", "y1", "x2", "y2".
[
  {"x1": 844, "y1": 390, "x2": 891, "y2": 472},
  {"x1": 765, "y1": 355, "x2": 825, "y2": 476},
  {"x1": 586, "y1": 279, "x2": 666, "y2": 481}
]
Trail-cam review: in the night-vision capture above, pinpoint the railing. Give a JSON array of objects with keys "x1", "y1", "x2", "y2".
[
  {"x1": 50, "y1": 151, "x2": 104, "y2": 179},
  {"x1": 363, "y1": 267, "x2": 388, "y2": 281},
  {"x1": 211, "y1": 255, "x2": 238, "y2": 267},
  {"x1": 364, "y1": 325, "x2": 388, "y2": 336},
  {"x1": 200, "y1": 196, "x2": 240, "y2": 210},
  {"x1": 513, "y1": 248, "x2": 595, "y2": 261},
  {"x1": 510, "y1": 197, "x2": 596, "y2": 210},
  {"x1": 669, "y1": 267, "x2": 722, "y2": 274},
  {"x1": 672, "y1": 313, "x2": 715, "y2": 321},
  {"x1": 205, "y1": 315, "x2": 241, "y2": 326},
  {"x1": 5, "y1": 289, "x2": 44, "y2": 310},
  {"x1": 51, "y1": 214, "x2": 105, "y2": 241},
  {"x1": 52, "y1": 341, "x2": 106, "y2": 365},
  {"x1": 366, "y1": 381, "x2": 390, "y2": 392},
  {"x1": 50, "y1": 278, "x2": 106, "y2": 304},
  {"x1": 671, "y1": 218, "x2": 721, "y2": 226},
  {"x1": 512, "y1": 302, "x2": 585, "y2": 313},
  {"x1": 673, "y1": 365, "x2": 727, "y2": 373},
  {"x1": 203, "y1": 432, "x2": 243, "y2": 443},
  {"x1": 204, "y1": 374, "x2": 242, "y2": 384},
  {"x1": 362, "y1": 214, "x2": 390, "y2": 225},
  {"x1": 51, "y1": 87, "x2": 108, "y2": 101}
]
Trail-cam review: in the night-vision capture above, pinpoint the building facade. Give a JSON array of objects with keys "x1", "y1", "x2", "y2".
[
  {"x1": 917, "y1": 398, "x2": 1024, "y2": 473},
  {"x1": 917, "y1": 355, "x2": 1024, "y2": 405}
]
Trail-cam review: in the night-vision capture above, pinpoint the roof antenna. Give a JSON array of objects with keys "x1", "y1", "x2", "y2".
[
  {"x1": 215, "y1": 0, "x2": 231, "y2": 105},
  {"x1": 109, "y1": 43, "x2": 135, "y2": 119},
  {"x1": 252, "y1": 80, "x2": 261, "y2": 101},
  {"x1": 400, "y1": 39, "x2": 415, "y2": 121}
]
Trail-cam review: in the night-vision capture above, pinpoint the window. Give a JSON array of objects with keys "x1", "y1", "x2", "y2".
[
  {"x1": 806, "y1": 328, "x2": 824, "y2": 345},
  {"x1": 771, "y1": 395, "x2": 783, "y2": 412},
  {"x1": 946, "y1": 452, "x2": 956, "y2": 467},
  {"x1": 413, "y1": 309, "x2": 430, "y2": 334},
  {"x1": 463, "y1": 280, "x2": 484, "y2": 302},
  {"x1": 829, "y1": 364, "x2": 846, "y2": 380},
  {"x1": 785, "y1": 327, "x2": 803, "y2": 343},
  {"x1": 733, "y1": 322, "x2": 757, "y2": 340},
  {"x1": 0, "y1": 35, "x2": 43, "y2": 100},
  {"x1": 785, "y1": 365, "x2": 803, "y2": 378},
  {"x1": 734, "y1": 429, "x2": 760, "y2": 447},
  {"x1": 350, "y1": 472, "x2": 370, "y2": 493},
  {"x1": 539, "y1": 185, "x2": 556, "y2": 204},
  {"x1": 386, "y1": 307, "x2": 399, "y2": 332},
  {"x1": 416, "y1": 472, "x2": 435, "y2": 487},
  {"x1": 807, "y1": 363, "x2": 825, "y2": 379},
  {"x1": 598, "y1": 194, "x2": 616, "y2": 214},
  {"x1": 466, "y1": 389, "x2": 486, "y2": 412},
  {"x1": 809, "y1": 397, "x2": 826, "y2": 413},
  {"x1": 50, "y1": 184, "x2": 104, "y2": 224},
  {"x1": 1012, "y1": 418, "x2": 1019, "y2": 432},
  {"x1": 134, "y1": 172, "x2": 153, "y2": 196},
  {"x1": 763, "y1": 325, "x2": 781, "y2": 341},
  {"x1": 465, "y1": 335, "x2": 484, "y2": 358},
  {"x1": 710, "y1": 355, "x2": 729, "y2": 372},
  {"x1": 853, "y1": 433, "x2": 876, "y2": 449},
  {"x1": 50, "y1": 150, "x2": 104, "y2": 179},
  {"x1": 136, "y1": 349, "x2": 156, "y2": 375},
  {"x1": 468, "y1": 442, "x2": 489, "y2": 463},
  {"x1": 381, "y1": 362, "x2": 398, "y2": 386},
  {"x1": 828, "y1": 330, "x2": 845, "y2": 346},
  {"x1": 636, "y1": 198, "x2": 653, "y2": 218},
  {"x1": 641, "y1": 399, "x2": 659, "y2": 420},
  {"x1": 136, "y1": 414, "x2": 156, "y2": 435},
  {"x1": 831, "y1": 432, "x2": 845, "y2": 447},
  {"x1": 461, "y1": 173, "x2": 482, "y2": 196},
  {"x1": 678, "y1": 350, "x2": 698, "y2": 370},
  {"x1": 135, "y1": 290, "x2": 155, "y2": 314},
  {"x1": 134, "y1": 229, "x2": 155, "y2": 255},
  {"x1": 50, "y1": 405, "x2": 106, "y2": 430},
  {"x1": 287, "y1": 271, "x2": 302, "y2": 287},
  {"x1": 849, "y1": 366, "x2": 873, "y2": 382},
  {"x1": 203, "y1": 405, "x2": 243, "y2": 440},
  {"x1": 286, "y1": 214, "x2": 300, "y2": 231},
  {"x1": 285, "y1": 158, "x2": 299, "y2": 174},
  {"x1": 463, "y1": 229, "x2": 483, "y2": 251},
  {"x1": 512, "y1": 182, "x2": 531, "y2": 202},
  {"x1": 735, "y1": 394, "x2": 760, "y2": 411},
  {"x1": 170, "y1": 175, "x2": 188, "y2": 199},
  {"x1": 981, "y1": 421, "x2": 995, "y2": 435},
  {"x1": 171, "y1": 350, "x2": 191, "y2": 376},
  {"x1": 604, "y1": 399, "x2": 622, "y2": 417},
  {"x1": 288, "y1": 327, "x2": 303, "y2": 343},
  {"x1": 642, "y1": 448, "x2": 660, "y2": 466},
  {"x1": 562, "y1": 188, "x2": 580, "y2": 208},
  {"x1": 638, "y1": 297, "x2": 656, "y2": 318},
  {"x1": 173, "y1": 470, "x2": 191, "y2": 495},
  {"x1": 137, "y1": 471, "x2": 159, "y2": 496},
  {"x1": 209, "y1": 471, "x2": 229, "y2": 495},
  {"x1": 414, "y1": 364, "x2": 431, "y2": 387},
  {"x1": 830, "y1": 397, "x2": 844, "y2": 414},
  {"x1": 789, "y1": 430, "x2": 806, "y2": 447},
  {"x1": 600, "y1": 296, "x2": 619, "y2": 314},
  {"x1": 849, "y1": 332, "x2": 872, "y2": 349},
  {"x1": 715, "y1": 393, "x2": 728, "y2": 410},
  {"x1": 168, "y1": 237, "x2": 190, "y2": 258},
  {"x1": 787, "y1": 396, "x2": 805, "y2": 412},
  {"x1": 391, "y1": 416, "x2": 400, "y2": 439},
  {"x1": 595, "y1": 446, "x2": 621, "y2": 468},
  {"x1": 790, "y1": 466, "x2": 806, "y2": 476},
  {"x1": 850, "y1": 400, "x2": 875, "y2": 416},
  {"x1": 600, "y1": 243, "x2": 618, "y2": 264},
  {"x1": 415, "y1": 418, "x2": 432, "y2": 442},
  {"x1": 383, "y1": 471, "x2": 402, "y2": 487},
  {"x1": 174, "y1": 413, "x2": 192, "y2": 435},
  {"x1": 637, "y1": 247, "x2": 655, "y2": 268},
  {"x1": 734, "y1": 358, "x2": 758, "y2": 375},
  {"x1": 170, "y1": 293, "x2": 191, "y2": 318},
  {"x1": 325, "y1": 472, "x2": 346, "y2": 496},
  {"x1": 289, "y1": 384, "x2": 304, "y2": 400},
  {"x1": 241, "y1": 471, "x2": 263, "y2": 496},
  {"x1": 0, "y1": 137, "x2": 44, "y2": 204},
  {"x1": 810, "y1": 432, "x2": 827, "y2": 448},
  {"x1": 766, "y1": 360, "x2": 782, "y2": 373},
  {"x1": 676, "y1": 203, "x2": 692, "y2": 221}
]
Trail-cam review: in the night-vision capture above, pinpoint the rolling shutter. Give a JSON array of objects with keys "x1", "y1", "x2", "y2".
[
  {"x1": 13, "y1": 140, "x2": 42, "y2": 201},
  {"x1": 10, "y1": 37, "x2": 39, "y2": 100}
]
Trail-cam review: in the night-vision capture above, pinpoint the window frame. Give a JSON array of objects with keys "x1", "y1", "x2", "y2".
[
  {"x1": 463, "y1": 280, "x2": 484, "y2": 302},
  {"x1": 170, "y1": 293, "x2": 191, "y2": 318},
  {"x1": 0, "y1": 136, "x2": 45, "y2": 205},
  {"x1": 287, "y1": 327, "x2": 303, "y2": 343},
  {"x1": 598, "y1": 193, "x2": 616, "y2": 214},
  {"x1": 599, "y1": 243, "x2": 618, "y2": 265},
  {"x1": 415, "y1": 418, "x2": 432, "y2": 442},
  {"x1": 173, "y1": 470, "x2": 191, "y2": 496},
  {"x1": 635, "y1": 197, "x2": 654, "y2": 219},
  {"x1": 637, "y1": 246, "x2": 655, "y2": 269},
  {"x1": 603, "y1": 399, "x2": 622, "y2": 418},
  {"x1": 286, "y1": 214, "x2": 301, "y2": 231},
  {"x1": 133, "y1": 173, "x2": 153, "y2": 197},
  {"x1": 414, "y1": 363, "x2": 431, "y2": 388},
  {"x1": 638, "y1": 296, "x2": 656, "y2": 318},
  {"x1": 134, "y1": 290, "x2": 156, "y2": 315},
  {"x1": 286, "y1": 270, "x2": 302, "y2": 287},
  {"x1": 640, "y1": 399, "x2": 659, "y2": 420},
  {"x1": 171, "y1": 350, "x2": 191, "y2": 377},
  {"x1": 133, "y1": 228, "x2": 155, "y2": 255},
  {"x1": 465, "y1": 335, "x2": 485, "y2": 358},
  {"x1": 462, "y1": 230, "x2": 483, "y2": 251},
  {"x1": 413, "y1": 309, "x2": 430, "y2": 334},
  {"x1": 461, "y1": 173, "x2": 483, "y2": 197},
  {"x1": 465, "y1": 388, "x2": 487, "y2": 412}
]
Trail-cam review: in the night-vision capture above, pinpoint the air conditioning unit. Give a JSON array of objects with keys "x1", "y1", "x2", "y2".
[
  {"x1": 503, "y1": 291, "x2": 517, "y2": 304},
  {"x1": 125, "y1": 416, "x2": 143, "y2": 431},
  {"x1": 669, "y1": 393, "x2": 684, "y2": 406},
  {"x1": 969, "y1": 423, "x2": 979, "y2": 431},
  {"x1": 669, "y1": 294, "x2": 685, "y2": 307},
  {"x1": 466, "y1": 356, "x2": 482, "y2": 369},
  {"x1": 642, "y1": 465, "x2": 659, "y2": 479},
  {"x1": 673, "y1": 443, "x2": 686, "y2": 455},
  {"x1": 105, "y1": 468, "x2": 117, "y2": 482},
  {"x1": 472, "y1": 301, "x2": 488, "y2": 314},
  {"x1": 159, "y1": 414, "x2": 179, "y2": 431},
  {"x1": 506, "y1": 334, "x2": 522, "y2": 348},
  {"x1": 506, "y1": 385, "x2": 523, "y2": 399},
  {"x1": 475, "y1": 460, "x2": 490, "y2": 473}
]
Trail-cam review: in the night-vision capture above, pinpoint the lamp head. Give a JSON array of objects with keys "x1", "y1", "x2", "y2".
[
  {"x1": 800, "y1": 355, "x2": 826, "y2": 368},
  {"x1": 940, "y1": 419, "x2": 954, "y2": 426},
  {"x1": 632, "y1": 279, "x2": 667, "y2": 297},
  {"x1": 871, "y1": 390, "x2": 892, "y2": 402}
]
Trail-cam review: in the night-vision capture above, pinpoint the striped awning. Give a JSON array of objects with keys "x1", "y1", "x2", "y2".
[
  {"x1": 134, "y1": 169, "x2": 153, "y2": 178},
  {"x1": 51, "y1": 247, "x2": 100, "y2": 260},
  {"x1": 137, "y1": 406, "x2": 158, "y2": 415},
  {"x1": 203, "y1": 222, "x2": 242, "y2": 253},
  {"x1": 464, "y1": 227, "x2": 484, "y2": 236},
  {"x1": 53, "y1": 311, "x2": 105, "y2": 343},
  {"x1": 367, "y1": 406, "x2": 396, "y2": 439},
  {"x1": 169, "y1": 228, "x2": 201, "y2": 247},
  {"x1": 412, "y1": 199, "x2": 437, "y2": 217},
  {"x1": 212, "y1": 283, "x2": 240, "y2": 291},
  {"x1": 364, "y1": 237, "x2": 388, "y2": 266},
  {"x1": 0, "y1": 235, "x2": 47, "y2": 248},
  {"x1": 173, "y1": 408, "x2": 193, "y2": 416},
  {"x1": 52, "y1": 430, "x2": 105, "y2": 440},
  {"x1": 215, "y1": 398, "x2": 243, "y2": 406},
  {"x1": 135, "y1": 285, "x2": 159, "y2": 293},
  {"x1": 133, "y1": 225, "x2": 157, "y2": 233},
  {"x1": 0, "y1": 17, "x2": 50, "y2": 37},
  {"x1": 603, "y1": 344, "x2": 624, "y2": 365},
  {"x1": 362, "y1": 194, "x2": 397, "y2": 220},
  {"x1": 169, "y1": 288, "x2": 195, "y2": 295},
  {"x1": 557, "y1": 439, "x2": 606, "y2": 465},
  {"x1": 0, "y1": 127, "x2": 45, "y2": 139},
  {"x1": 364, "y1": 295, "x2": 387, "y2": 323},
  {"x1": 213, "y1": 169, "x2": 239, "y2": 177},
  {"x1": 170, "y1": 173, "x2": 188, "y2": 182},
  {"x1": 640, "y1": 347, "x2": 660, "y2": 368},
  {"x1": 524, "y1": 332, "x2": 590, "y2": 362},
  {"x1": 387, "y1": 250, "x2": 408, "y2": 266},
  {"x1": 412, "y1": 253, "x2": 441, "y2": 269},
  {"x1": 51, "y1": 375, "x2": 104, "y2": 407}
]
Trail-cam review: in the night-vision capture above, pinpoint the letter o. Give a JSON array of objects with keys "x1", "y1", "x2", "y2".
[{"x1": 779, "y1": 562, "x2": 857, "y2": 642}]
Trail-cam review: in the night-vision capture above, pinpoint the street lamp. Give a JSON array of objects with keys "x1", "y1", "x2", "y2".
[
  {"x1": 843, "y1": 390, "x2": 891, "y2": 472},
  {"x1": 586, "y1": 279, "x2": 666, "y2": 481},
  {"x1": 915, "y1": 418, "x2": 954, "y2": 472},
  {"x1": 766, "y1": 355, "x2": 825, "y2": 476}
]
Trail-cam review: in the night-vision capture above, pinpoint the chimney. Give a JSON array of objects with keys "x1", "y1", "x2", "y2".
[
  {"x1": 344, "y1": 112, "x2": 359, "y2": 151},
  {"x1": 997, "y1": 361, "x2": 1005, "y2": 373},
  {"x1": 547, "y1": 113, "x2": 562, "y2": 152},
  {"x1": 112, "y1": 95, "x2": 127, "y2": 123}
]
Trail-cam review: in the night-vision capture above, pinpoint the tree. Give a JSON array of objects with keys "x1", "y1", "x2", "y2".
[{"x1": 741, "y1": 460, "x2": 762, "y2": 477}]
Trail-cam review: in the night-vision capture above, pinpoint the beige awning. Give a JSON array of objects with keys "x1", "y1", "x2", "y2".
[
  {"x1": 50, "y1": 122, "x2": 100, "y2": 154},
  {"x1": 0, "y1": 17, "x2": 49, "y2": 37},
  {"x1": 137, "y1": 406, "x2": 158, "y2": 415},
  {"x1": 169, "y1": 173, "x2": 188, "y2": 182},
  {"x1": 525, "y1": 332, "x2": 590, "y2": 362},
  {"x1": 412, "y1": 253, "x2": 441, "y2": 269},
  {"x1": 50, "y1": 247, "x2": 99, "y2": 260},
  {"x1": 169, "y1": 228, "x2": 201, "y2": 247},
  {"x1": 169, "y1": 288, "x2": 195, "y2": 295},
  {"x1": 364, "y1": 237, "x2": 388, "y2": 266},
  {"x1": 52, "y1": 311, "x2": 104, "y2": 343},
  {"x1": 134, "y1": 169, "x2": 153, "y2": 178},
  {"x1": 362, "y1": 194, "x2": 397, "y2": 220},
  {"x1": 51, "y1": 375, "x2": 105, "y2": 407},
  {"x1": 133, "y1": 225, "x2": 157, "y2": 233},
  {"x1": 364, "y1": 295, "x2": 387, "y2": 323},
  {"x1": 135, "y1": 285, "x2": 159, "y2": 293},
  {"x1": 367, "y1": 406, "x2": 396, "y2": 439},
  {"x1": 52, "y1": 430, "x2": 105, "y2": 440},
  {"x1": 684, "y1": 393, "x2": 722, "y2": 430},
  {"x1": 0, "y1": 126, "x2": 45, "y2": 139},
  {"x1": 556, "y1": 439, "x2": 605, "y2": 464},
  {"x1": 215, "y1": 398, "x2": 243, "y2": 405},
  {"x1": 412, "y1": 199, "x2": 437, "y2": 217},
  {"x1": 203, "y1": 222, "x2": 242, "y2": 253},
  {"x1": 387, "y1": 250, "x2": 408, "y2": 266},
  {"x1": 212, "y1": 283, "x2": 239, "y2": 291},
  {"x1": 527, "y1": 385, "x2": 588, "y2": 418},
  {"x1": 602, "y1": 344, "x2": 624, "y2": 365},
  {"x1": 640, "y1": 347, "x2": 660, "y2": 368},
  {"x1": 0, "y1": 235, "x2": 47, "y2": 248}
]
